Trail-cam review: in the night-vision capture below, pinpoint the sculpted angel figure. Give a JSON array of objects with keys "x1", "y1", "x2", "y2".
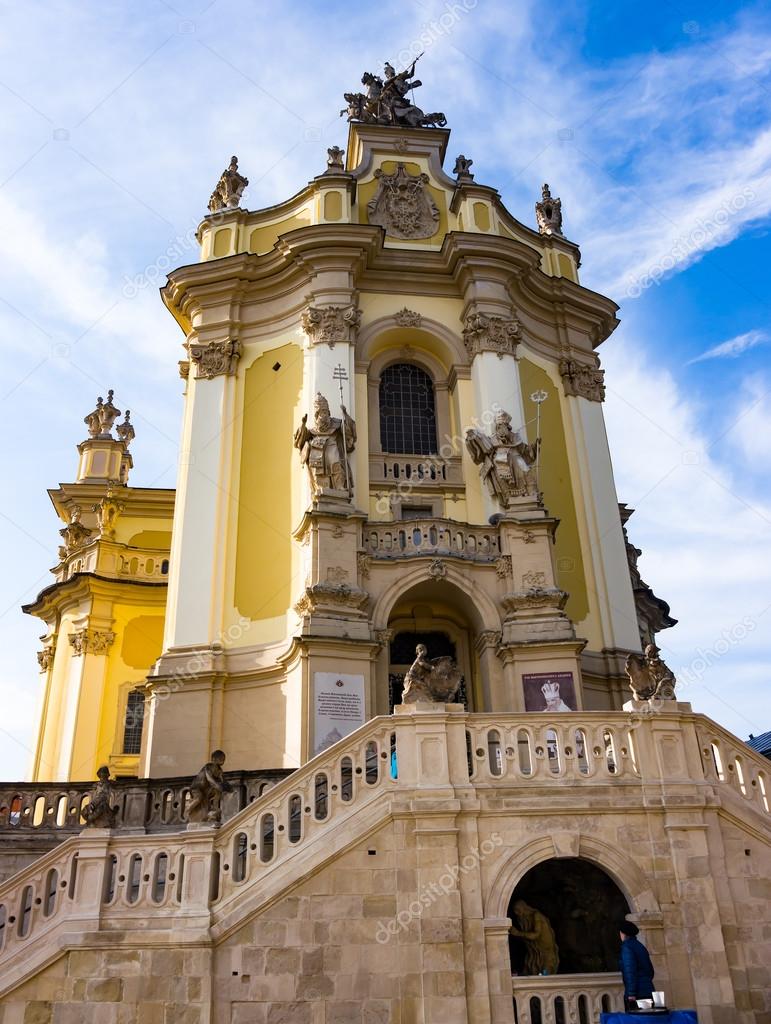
[
  {"x1": 465, "y1": 409, "x2": 539, "y2": 507},
  {"x1": 294, "y1": 393, "x2": 356, "y2": 497}
]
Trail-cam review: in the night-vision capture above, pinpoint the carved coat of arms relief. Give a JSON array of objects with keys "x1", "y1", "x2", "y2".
[{"x1": 367, "y1": 163, "x2": 440, "y2": 240}]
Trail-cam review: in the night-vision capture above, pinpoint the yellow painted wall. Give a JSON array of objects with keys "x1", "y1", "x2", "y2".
[
  {"x1": 519, "y1": 358, "x2": 589, "y2": 623},
  {"x1": 234, "y1": 343, "x2": 304, "y2": 622},
  {"x1": 247, "y1": 212, "x2": 312, "y2": 255},
  {"x1": 127, "y1": 530, "x2": 172, "y2": 549}
]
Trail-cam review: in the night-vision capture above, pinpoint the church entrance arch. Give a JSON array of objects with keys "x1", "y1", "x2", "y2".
[{"x1": 508, "y1": 858, "x2": 630, "y2": 976}]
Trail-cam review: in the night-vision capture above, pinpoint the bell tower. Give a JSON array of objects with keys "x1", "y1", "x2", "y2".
[{"x1": 140, "y1": 84, "x2": 662, "y2": 776}]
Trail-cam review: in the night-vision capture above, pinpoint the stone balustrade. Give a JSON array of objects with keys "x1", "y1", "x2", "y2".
[
  {"x1": 512, "y1": 972, "x2": 625, "y2": 1023},
  {"x1": 0, "y1": 707, "x2": 768, "y2": 997},
  {"x1": 697, "y1": 720, "x2": 770, "y2": 817},
  {"x1": 0, "y1": 770, "x2": 289, "y2": 838},
  {"x1": 363, "y1": 517, "x2": 501, "y2": 562},
  {"x1": 369, "y1": 453, "x2": 464, "y2": 490}
]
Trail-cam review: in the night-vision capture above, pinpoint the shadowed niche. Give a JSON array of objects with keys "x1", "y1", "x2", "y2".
[{"x1": 508, "y1": 858, "x2": 630, "y2": 975}]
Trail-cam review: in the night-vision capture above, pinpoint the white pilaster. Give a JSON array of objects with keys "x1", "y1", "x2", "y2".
[
  {"x1": 566, "y1": 396, "x2": 641, "y2": 652},
  {"x1": 163, "y1": 371, "x2": 235, "y2": 649},
  {"x1": 469, "y1": 351, "x2": 527, "y2": 521}
]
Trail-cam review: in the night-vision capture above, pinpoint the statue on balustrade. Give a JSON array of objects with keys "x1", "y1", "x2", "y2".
[
  {"x1": 509, "y1": 899, "x2": 560, "y2": 975},
  {"x1": 187, "y1": 750, "x2": 233, "y2": 826},
  {"x1": 625, "y1": 643, "x2": 677, "y2": 702},
  {"x1": 294, "y1": 393, "x2": 356, "y2": 499},
  {"x1": 465, "y1": 409, "x2": 539, "y2": 507},
  {"x1": 401, "y1": 644, "x2": 462, "y2": 704},
  {"x1": 82, "y1": 765, "x2": 118, "y2": 829}
]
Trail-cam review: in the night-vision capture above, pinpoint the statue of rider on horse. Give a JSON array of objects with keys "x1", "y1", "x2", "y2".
[{"x1": 341, "y1": 55, "x2": 447, "y2": 129}]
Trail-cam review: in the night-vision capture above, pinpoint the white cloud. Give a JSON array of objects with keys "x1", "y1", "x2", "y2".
[
  {"x1": 687, "y1": 329, "x2": 770, "y2": 364},
  {"x1": 724, "y1": 374, "x2": 771, "y2": 462},
  {"x1": 602, "y1": 334, "x2": 771, "y2": 740}
]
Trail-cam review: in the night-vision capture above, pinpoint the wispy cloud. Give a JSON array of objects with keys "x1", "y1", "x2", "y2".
[{"x1": 688, "y1": 329, "x2": 771, "y2": 364}]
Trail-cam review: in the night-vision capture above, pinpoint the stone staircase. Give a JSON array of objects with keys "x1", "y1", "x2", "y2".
[{"x1": 0, "y1": 705, "x2": 768, "y2": 1021}]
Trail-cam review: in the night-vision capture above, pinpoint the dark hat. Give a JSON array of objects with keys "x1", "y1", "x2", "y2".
[{"x1": 619, "y1": 920, "x2": 639, "y2": 937}]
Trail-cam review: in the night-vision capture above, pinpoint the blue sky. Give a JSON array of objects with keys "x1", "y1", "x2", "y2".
[{"x1": 1, "y1": 0, "x2": 769, "y2": 778}]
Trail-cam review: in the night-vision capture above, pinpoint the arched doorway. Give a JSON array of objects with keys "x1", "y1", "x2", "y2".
[{"x1": 508, "y1": 858, "x2": 630, "y2": 975}]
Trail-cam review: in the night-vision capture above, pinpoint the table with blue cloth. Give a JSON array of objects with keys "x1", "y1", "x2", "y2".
[{"x1": 601, "y1": 1012, "x2": 697, "y2": 1024}]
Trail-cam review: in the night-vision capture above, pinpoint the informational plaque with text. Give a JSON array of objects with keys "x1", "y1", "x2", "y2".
[{"x1": 313, "y1": 673, "x2": 366, "y2": 754}]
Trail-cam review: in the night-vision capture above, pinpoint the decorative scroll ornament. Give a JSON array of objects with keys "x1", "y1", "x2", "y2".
[
  {"x1": 37, "y1": 636, "x2": 56, "y2": 672},
  {"x1": 453, "y1": 154, "x2": 474, "y2": 182},
  {"x1": 93, "y1": 485, "x2": 124, "y2": 538},
  {"x1": 501, "y1": 587, "x2": 568, "y2": 613},
  {"x1": 367, "y1": 164, "x2": 440, "y2": 240},
  {"x1": 559, "y1": 358, "x2": 605, "y2": 402},
  {"x1": 302, "y1": 304, "x2": 362, "y2": 348},
  {"x1": 495, "y1": 555, "x2": 513, "y2": 579},
  {"x1": 625, "y1": 644, "x2": 677, "y2": 702},
  {"x1": 69, "y1": 628, "x2": 116, "y2": 657},
  {"x1": 293, "y1": 582, "x2": 369, "y2": 617},
  {"x1": 476, "y1": 629, "x2": 502, "y2": 651},
  {"x1": 462, "y1": 312, "x2": 521, "y2": 359},
  {"x1": 84, "y1": 389, "x2": 121, "y2": 439},
  {"x1": 341, "y1": 58, "x2": 446, "y2": 129},
  {"x1": 208, "y1": 156, "x2": 248, "y2": 213},
  {"x1": 394, "y1": 307, "x2": 422, "y2": 328},
  {"x1": 59, "y1": 506, "x2": 92, "y2": 554},
  {"x1": 428, "y1": 558, "x2": 447, "y2": 579},
  {"x1": 188, "y1": 338, "x2": 241, "y2": 380},
  {"x1": 465, "y1": 410, "x2": 539, "y2": 507},
  {"x1": 535, "y1": 183, "x2": 563, "y2": 236}
]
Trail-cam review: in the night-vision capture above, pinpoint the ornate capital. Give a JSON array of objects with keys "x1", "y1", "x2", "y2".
[
  {"x1": 374, "y1": 628, "x2": 393, "y2": 650},
  {"x1": 189, "y1": 338, "x2": 241, "y2": 380},
  {"x1": 462, "y1": 312, "x2": 521, "y2": 360},
  {"x1": 59, "y1": 507, "x2": 93, "y2": 555},
  {"x1": 69, "y1": 628, "x2": 116, "y2": 657},
  {"x1": 394, "y1": 307, "x2": 422, "y2": 328},
  {"x1": 559, "y1": 358, "x2": 605, "y2": 402},
  {"x1": 178, "y1": 360, "x2": 190, "y2": 380},
  {"x1": 475, "y1": 629, "x2": 501, "y2": 652},
  {"x1": 294, "y1": 583, "x2": 368, "y2": 618},
  {"x1": 302, "y1": 304, "x2": 362, "y2": 349},
  {"x1": 37, "y1": 636, "x2": 56, "y2": 672}
]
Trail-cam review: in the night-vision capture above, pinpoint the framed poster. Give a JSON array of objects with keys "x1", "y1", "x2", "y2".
[
  {"x1": 313, "y1": 673, "x2": 366, "y2": 754},
  {"x1": 522, "y1": 671, "x2": 577, "y2": 712}
]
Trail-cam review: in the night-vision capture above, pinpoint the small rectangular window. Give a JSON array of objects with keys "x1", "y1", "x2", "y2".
[
  {"x1": 122, "y1": 690, "x2": 146, "y2": 754},
  {"x1": 400, "y1": 505, "x2": 433, "y2": 520}
]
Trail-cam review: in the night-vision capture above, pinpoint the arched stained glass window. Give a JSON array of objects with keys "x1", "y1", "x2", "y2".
[
  {"x1": 379, "y1": 363, "x2": 437, "y2": 455},
  {"x1": 122, "y1": 689, "x2": 146, "y2": 755}
]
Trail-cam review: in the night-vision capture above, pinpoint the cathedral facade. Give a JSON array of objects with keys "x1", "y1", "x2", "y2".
[{"x1": 1, "y1": 69, "x2": 769, "y2": 1024}]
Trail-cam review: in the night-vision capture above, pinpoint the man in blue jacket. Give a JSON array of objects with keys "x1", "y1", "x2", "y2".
[{"x1": 619, "y1": 920, "x2": 655, "y2": 1010}]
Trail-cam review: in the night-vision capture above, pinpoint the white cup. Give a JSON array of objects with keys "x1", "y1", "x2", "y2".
[{"x1": 652, "y1": 992, "x2": 666, "y2": 1008}]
